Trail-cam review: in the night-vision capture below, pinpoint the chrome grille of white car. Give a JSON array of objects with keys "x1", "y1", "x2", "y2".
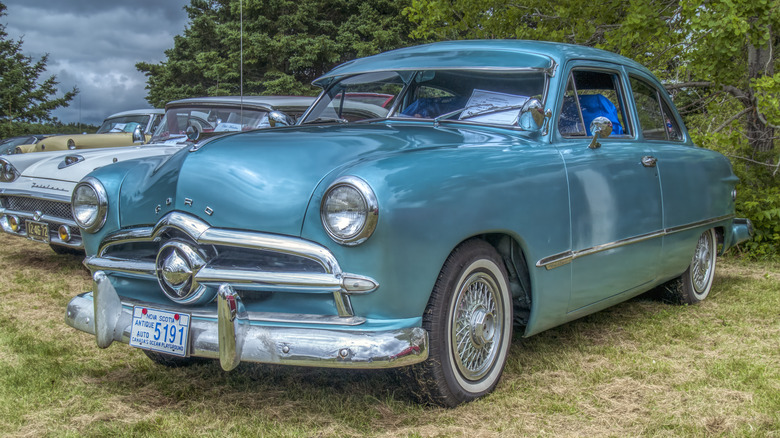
[{"x1": 3, "y1": 195, "x2": 73, "y2": 220}]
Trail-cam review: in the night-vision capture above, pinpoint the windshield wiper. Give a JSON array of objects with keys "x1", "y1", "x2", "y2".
[
  {"x1": 433, "y1": 103, "x2": 528, "y2": 127},
  {"x1": 301, "y1": 116, "x2": 349, "y2": 125}
]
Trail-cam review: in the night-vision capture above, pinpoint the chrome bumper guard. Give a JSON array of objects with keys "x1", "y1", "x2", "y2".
[
  {"x1": 65, "y1": 271, "x2": 429, "y2": 370},
  {"x1": 725, "y1": 217, "x2": 754, "y2": 249}
]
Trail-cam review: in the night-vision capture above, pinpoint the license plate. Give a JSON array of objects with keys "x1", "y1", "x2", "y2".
[
  {"x1": 129, "y1": 306, "x2": 190, "y2": 357},
  {"x1": 26, "y1": 220, "x2": 49, "y2": 242}
]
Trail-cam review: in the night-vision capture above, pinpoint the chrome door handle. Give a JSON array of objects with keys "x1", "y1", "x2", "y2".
[{"x1": 642, "y1": 156, "x2": 657, "y2": 167}]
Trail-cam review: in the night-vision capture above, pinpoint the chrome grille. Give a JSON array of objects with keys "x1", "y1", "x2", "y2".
[{"x1": 3, "y1": 196, "x2": 73, "y2": 220}]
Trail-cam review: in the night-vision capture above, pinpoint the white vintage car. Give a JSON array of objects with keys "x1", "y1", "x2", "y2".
[{"x1": 0, "y1": 96, "x2": 314, "y2": 253}]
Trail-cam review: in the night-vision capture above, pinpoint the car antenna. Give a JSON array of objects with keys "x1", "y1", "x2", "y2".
[{"x1": 240, "y1": 0, "x2": 244, "y2": 126}]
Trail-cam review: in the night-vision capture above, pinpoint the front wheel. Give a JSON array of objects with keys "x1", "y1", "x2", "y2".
[
  {"x1": 664, "y1": 228, "x2": 718, "y2": 304},
  {"x1": 414, "y1": 239, "x2": 513, "y2": 407}
]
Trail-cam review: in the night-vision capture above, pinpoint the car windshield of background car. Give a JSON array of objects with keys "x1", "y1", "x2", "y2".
[
  {"x1": 151, "y1": 107, "x2": 270, "y2": 144},
  {"x1": 96, "y1": 115, "x2": 152, "y2": 134},
  {"x1": 301, "y1": 70, "x2": 547, "y2": 127}
]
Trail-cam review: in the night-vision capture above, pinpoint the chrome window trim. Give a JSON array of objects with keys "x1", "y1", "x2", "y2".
[{"x1": 536, "y1": 214, "x2": 735, "y2": 270}]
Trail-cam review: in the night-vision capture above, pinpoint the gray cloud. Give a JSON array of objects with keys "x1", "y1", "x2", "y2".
[{"x1": 3, "y1": 0, "x2": 190, "y2": 126}]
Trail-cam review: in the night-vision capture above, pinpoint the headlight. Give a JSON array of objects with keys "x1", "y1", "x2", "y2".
[
  {"x1": 321, "y1": 176, "x2": 378, "y2": 246},
  {"x1": 72, "y1": 177, "x2": 108, "y2": 233},
  {"x1": 0, "y1": 159, "x2": 19, "y2": 182}
]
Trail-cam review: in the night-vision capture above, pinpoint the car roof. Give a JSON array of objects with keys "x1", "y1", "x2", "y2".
[
  {"x1": 106, "y1": 108, "x2": 165, "y2": 119},
  {"x1": 313, "y1": 40, "x2": 651, "y2": 87},
  {"x1": 164, "y1": 96, "x2": 316, "y2": 110}
]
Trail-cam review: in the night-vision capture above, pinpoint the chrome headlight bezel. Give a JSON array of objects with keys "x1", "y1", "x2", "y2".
[
  {"x1": 0, "y1": 159, "x2": 19, "y2": 182},
  {"x1": 72, "y1": 176, "x2": 108, "y2": 233},
  {"x1": 320, "y1": 176, "x2": 378, "y2": 246}
]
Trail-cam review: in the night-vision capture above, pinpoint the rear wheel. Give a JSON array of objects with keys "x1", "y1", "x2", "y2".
[
  {"x1": 414, "y1": 239, "x2": 513, "y2": 407},
  {"x1": 663, "y1": 228, "x2": 717, "y2": 304}
]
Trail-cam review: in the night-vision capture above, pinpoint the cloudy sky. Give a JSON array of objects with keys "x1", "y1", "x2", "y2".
[{"x1": 3, "y1": 0, "x2": 190, "y2": 126}]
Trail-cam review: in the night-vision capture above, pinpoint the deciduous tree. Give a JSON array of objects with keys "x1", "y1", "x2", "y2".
[{"x1": 404, "y1": 0, "x2": 778, "y2": 157}]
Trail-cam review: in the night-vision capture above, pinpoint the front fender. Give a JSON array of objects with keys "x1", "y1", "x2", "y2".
[{"x1": 300, "y1": 143, "x2": 572, "y2": 323}]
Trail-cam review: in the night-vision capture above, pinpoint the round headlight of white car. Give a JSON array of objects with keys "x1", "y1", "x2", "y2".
[
  {"x1": 0, "y1": 159, "x2": 19, "y2": 182},
  {"x1": 72, "y1": 177, "x2": 108, "y2": 233},
  {"x1": 321, "y1": 176, "x2": 378, "y2": 246}
]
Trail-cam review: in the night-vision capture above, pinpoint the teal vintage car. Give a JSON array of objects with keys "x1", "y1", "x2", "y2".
[{"x1": 65, "y1": 40, "x2": 753, "y2": 407}]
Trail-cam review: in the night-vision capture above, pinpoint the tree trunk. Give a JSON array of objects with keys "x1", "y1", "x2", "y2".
[{"x1": 746, "y1": 30, "x2": 775, "y2": 156}]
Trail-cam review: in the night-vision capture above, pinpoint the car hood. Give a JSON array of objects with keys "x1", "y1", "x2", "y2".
[
  {"x1": 16, "y1": 145, "x2": 184, "y2": 183},
  {"x1": 117, "y1": 122, "x2": 533, "y2": 236}
]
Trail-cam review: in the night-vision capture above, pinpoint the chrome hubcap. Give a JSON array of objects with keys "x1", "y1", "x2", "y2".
[
  {"x1": 451, "y1": 272, "x2": 503, "y2": 381},
  {"x1": 691, "y1": 231, "x2": 714, "y2": 296}
]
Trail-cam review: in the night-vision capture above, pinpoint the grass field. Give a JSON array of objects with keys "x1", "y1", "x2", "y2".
[{"x1": 0, "y1": 233, "x2": 778, "y2": 437}]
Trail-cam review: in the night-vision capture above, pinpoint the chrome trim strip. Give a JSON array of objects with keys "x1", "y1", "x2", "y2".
[
  {"x1": 85, "y1": 256, "x2": 156, "y2": 277},
  {"x1": 98, "y1": 227, "x2": 154, "y2": 255},
  {"x1": 152, "y1": 212, "x2": 211, "y2": 241},
  {"x1": 0, "y1": 208, "x2": 78, "y2": 227},
  {"x1": 664, "y1": 214, "x2": 734, "y2": 235},
  {"x1": 536, "y1": 215, "x2": 735, "y2": 270},
  {"x1": 73, "y1": 291, "x2": 367, "y2": 325},
  {"x1": 0, "y1": 189, "x2": 71, "y2": 203},
  {"x1": 66, "y1": 290, "x2": 428, "y2": 368},
  {"x1": 199, "y1": 228, "x2": 341, "y2": 275},
  {"x1": 91, "y1": 212, "x2": 379, "y2": 318},
  {"x1": 195, "y1": 268, "x2": 344, "y2": 293}
]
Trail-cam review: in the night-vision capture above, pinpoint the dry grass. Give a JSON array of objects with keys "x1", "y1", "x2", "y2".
[{"x1": 0, "y1": 233, "x2": 778, "y2": 437}]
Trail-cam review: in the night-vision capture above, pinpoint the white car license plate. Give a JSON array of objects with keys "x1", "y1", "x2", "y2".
[
  {"x1": 129, "y1": 306, "x2": 190, "y2": 357},
  {"x1": 26, "y1": 220, "x2": 49, "y2": 242}
]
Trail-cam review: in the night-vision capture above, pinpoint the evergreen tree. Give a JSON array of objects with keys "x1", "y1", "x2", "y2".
[
  {"x1": 0, "y1": 2, "x2": 78, "y2": 137},
  {"x1": 137, "y1": 0, "x2": 415, "y2": 107}
]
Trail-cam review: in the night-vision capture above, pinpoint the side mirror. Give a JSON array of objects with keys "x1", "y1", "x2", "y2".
[
  {"x1": 185, "y1": 124, "x2": 200, "y2": 142},
  {"x1": 132, "y1": 125, "x2": 146, "y2": 144},
  {"x1": 268, "y1": 110, "x2": 293, "y2": 127},
  {"x1": 517, "y1": 98, "x2": 550, "y2": 132},
  {"x1": 588, "y1": 116, "x2": 613, "y2": 149}
]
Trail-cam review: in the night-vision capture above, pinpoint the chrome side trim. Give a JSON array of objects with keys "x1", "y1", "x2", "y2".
[
  {"x1": 664, "y1": 214, "x2": 734, "y2": 235},
  {"x1": 536, "y1": 215, "x2": 735, "y2": 270},
  {"x1": 66, "y1": 289, "x2": 427, "y2": 369}
]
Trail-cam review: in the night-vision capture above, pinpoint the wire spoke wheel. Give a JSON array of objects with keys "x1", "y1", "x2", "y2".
[
  {"x1": 415, "y1": 239, "x2": 514, "y2": 407},
  {"x1": 450, "y1": 272, "x2": 503, "y2": 382},
  {"x1": 662, "y1": 228, "x2": 717, "y2": 305}
]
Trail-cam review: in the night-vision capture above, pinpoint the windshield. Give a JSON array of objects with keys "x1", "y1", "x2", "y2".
[
  {"x1": 96, "y1": 115, "x2": 151, "y2": 134},
  {"x1": 151, "y1": 105, "x2": 270, "y2": 144},
  {"x1": 301, "y1": 69, "x2": 547, "y2": 126}
]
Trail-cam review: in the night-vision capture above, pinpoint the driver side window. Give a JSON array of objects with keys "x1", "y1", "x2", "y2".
[{"x1": 558, "y1": 70, "x2": 631, "y2": 137}]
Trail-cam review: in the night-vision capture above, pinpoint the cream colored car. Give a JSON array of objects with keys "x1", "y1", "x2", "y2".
[{"x1": 21, "y1": 109, "x2": 163, "y2": 153}]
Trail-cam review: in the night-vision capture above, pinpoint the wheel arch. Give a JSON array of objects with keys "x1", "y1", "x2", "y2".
[{"x1": 452, "y1": 232, "x2": 534, "y2": 329}]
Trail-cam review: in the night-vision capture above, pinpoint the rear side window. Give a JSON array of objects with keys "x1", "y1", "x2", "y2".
[
  {"x1": 558, "y1": 70, "x2": 631, "y2": 137},
  {"x1": 630, "y1": 76, "x2": 682, "y2": 141}
]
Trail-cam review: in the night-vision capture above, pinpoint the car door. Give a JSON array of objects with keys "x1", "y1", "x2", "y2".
[{"x1": 554, "y1": 65, "x2": 663, "y2": 313}]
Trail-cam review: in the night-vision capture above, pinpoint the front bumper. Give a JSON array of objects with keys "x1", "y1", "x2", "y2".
[
  {"x1": 65, "y1": 271, "x2": 429, "y2": 370},
  {"x1": 0, "y1": 191, "x2": 82, "y2": 249}
]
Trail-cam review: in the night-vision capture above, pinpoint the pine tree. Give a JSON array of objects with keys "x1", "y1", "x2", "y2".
[{"x1": 0, "y1": 2, "x2": 78, "y2": 137}]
